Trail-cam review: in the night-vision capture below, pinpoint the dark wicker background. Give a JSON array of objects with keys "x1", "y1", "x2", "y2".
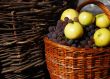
[{"x1": 0, "y1": 0, "x2": 78, "y2": 79}]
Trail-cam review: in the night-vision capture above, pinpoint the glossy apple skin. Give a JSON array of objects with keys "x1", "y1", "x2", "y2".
[
  {"x1": 93, "y1": 28, "x2": 110, "y2": 47},
  {"x1": 78, "y1": 11, "x2": 95, "y2": 26},
  {"x1": 96, "y1": 13, "x2": 110, "y2": 28},
  {"x1": 60, "y1": 8, "x2": 78, "y2": 21},
  {"x1": 64, "y1": 22, "x2": 84, "y2": 39}
]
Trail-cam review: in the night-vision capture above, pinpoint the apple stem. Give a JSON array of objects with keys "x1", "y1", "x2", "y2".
[
  {"x1": 98, "y1": 33, "x2": 101, "y2": 37},
  {"x1": 74, "y1": 17, "x2": 79, "y2": 22}
]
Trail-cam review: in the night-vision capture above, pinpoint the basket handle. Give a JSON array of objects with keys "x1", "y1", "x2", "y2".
[{"x1": 76, "y1": 0, "x2": 110, "y2": 19}]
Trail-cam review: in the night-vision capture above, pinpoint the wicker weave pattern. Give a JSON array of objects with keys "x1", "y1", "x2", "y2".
[
  {"x1": 44, "y1": 1, "x2": 110, "y2": 79},
  {"x1": 0, "y1": 0, "x2": 71, "y2": 75},
  {"x1": 3, "y1": 65, "x2": 47, "y2": 79},
  {"x1": 44, "y1": 37, "x2": 110, "y2": 79}
]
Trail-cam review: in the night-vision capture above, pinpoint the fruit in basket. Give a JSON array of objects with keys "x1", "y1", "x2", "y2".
[
  {"x1": 47, "y1": 2, "x2": 110, "y2": 48},
  {"x1": 64, "y1": 22, "x2": 83, "y2": 39},
  {"x1": 93, "y1": 28, "x2": 110, "y2": 47},
  {"x1": 96, "y1": 13, "x2": 110, "y2": 28},
  {"x1": 60, "y1": 8, "x2": 78, "y2": 21},
  {"x1": 78, "y1": 11, "x2": 95, "y2": 26}
]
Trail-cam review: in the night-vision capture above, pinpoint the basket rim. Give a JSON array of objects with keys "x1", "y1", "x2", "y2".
[
  {"x1": 44, "y1": 37, "x2": 110, "y2": 52},
  {"x1": 77, "y1": 0, "x2": 110, "y2": 19}
]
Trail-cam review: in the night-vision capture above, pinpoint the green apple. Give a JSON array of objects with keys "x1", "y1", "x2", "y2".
[
  {"x1": 60, "y1": 8, "x2": 78, "y2": 21},
  {"x1": 78, "y1": 11, "x2": 95, "y2": 26},
  {"x1": 96, "y1": 13, "x2": 110, "y2": 28},
  {"x1": 64, "y1": 22, "x2": 84, "y2": 39},
  {"x1": 93, "y1": 28, "x2": 110, "y2": 47}
]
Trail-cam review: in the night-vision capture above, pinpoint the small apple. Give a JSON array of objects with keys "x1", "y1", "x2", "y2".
[
  {"x1": 60, "y1": 8, "x2": 78, "y2": 21},
  {"x1": 64, "y1": 22, "x2": 84, "y2": 39},
  {"x1": 78, "y1": 11, "x2": 95, "y2": 26},
  {"x1": 96, "y1": 13, "x2": 110, "y2": 28},
  {"x1": 93, "y1": 28, "x2": 110, "y2": 47}
]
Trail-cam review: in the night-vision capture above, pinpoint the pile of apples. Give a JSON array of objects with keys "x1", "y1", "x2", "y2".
[
  {"x1": 47, "y1": 8, "x2": 110, "y2": 48},
  {"x1": 61, "y1": 8, "x2": 110, "y2": 47}
]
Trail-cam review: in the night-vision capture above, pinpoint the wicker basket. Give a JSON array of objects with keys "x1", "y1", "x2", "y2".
[
  {"x1": 3, "y1": 65, "x2": 48, "y2": 79},
  {"x1": 44, "y1": 1, "x2": 110, "y2": 79},
  {"x1": 0, "y1": 0, "x2": 74, "y2": 75}
]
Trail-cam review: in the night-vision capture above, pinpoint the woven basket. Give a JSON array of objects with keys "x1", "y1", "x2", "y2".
[
  {"x1": 3, "y1": 65, "x2": 48, "y2": 79},
  {"x1": 0, "y1": 0, "x2": 74, "y2": 75},
  {"x1": 44, "y1": 1, "x2": 110, "y2": 79}
]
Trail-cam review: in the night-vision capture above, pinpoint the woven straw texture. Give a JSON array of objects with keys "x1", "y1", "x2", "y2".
[
  {"x1": 0, "y1": 1, "x2": 74, "y2": 79},
  {"x1": 44, "y1": 37, "x2": 110, "y2": 79},
  {"x1": 2, "y1": 65, "x2": 48, "y2": 79},
  {"x1": 44, "y1": 1, "x2": 110, "y2": 79}
]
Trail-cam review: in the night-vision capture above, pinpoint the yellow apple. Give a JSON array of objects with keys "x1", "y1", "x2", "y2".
[
  {"x1": 64, "y1": 22, "x2": 84, "y2": 39},
  {"x1": 60, "y1": 8, "x2": 78, "y2": 21},
  {"x1": 78, "y1": 11, "x2": 95, "y2": 26},
  {"x1": 96, "y1": 13, "x2": 110, "y2": 28},
  {"x1": 93, "y1": 28, "x2": 110, "y2": 47}
]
